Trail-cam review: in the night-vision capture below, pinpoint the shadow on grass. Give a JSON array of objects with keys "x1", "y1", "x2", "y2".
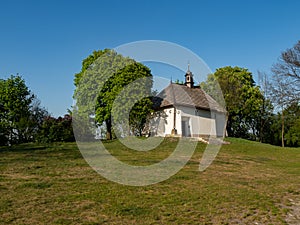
[
  {"x1": 0, "y1": 143, "x2": 48, "y2": 153},
  {"x1": 0, "y1": 142, "x2": 80, "y2": 155}
]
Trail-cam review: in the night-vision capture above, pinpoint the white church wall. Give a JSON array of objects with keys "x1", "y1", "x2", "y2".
[
  {"x1": 177, "y1": 106, "x2": 217, "y2": 137},
  {"x1": 152, "y1": 107, "x2": 182, "y2": 136},
  {"x1": 164, "y1": 108, "x2": 174, "y2": 135},
  {"x1": 151, "y1": 106, "x2": 226, "y2": 138}
]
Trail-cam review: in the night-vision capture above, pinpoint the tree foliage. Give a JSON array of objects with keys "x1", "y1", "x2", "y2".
[
  {"x1": 201, "y1": 66, "x2": 264, "y2": 138},
  {"x1": 0, "y1": 75, "x2": 44, "y2": 145},
  {"x1": 37, "y1": 114, "x2": 75, "y2": 143},
  {"x1": 0, "y1": 75, "x2": 75, "y2": 146},
  {"x1": 266, "y1": 103, "x2": 300, "y2": 147},
  {"x1": 73, "y1": 49, "x2": 153, "y2": 140},
  {"x1": 96, "y1": 62, "x2": 153, "y2": 137},
  {"x1": 74, "y1": 49, "x2": 111, "y2": 87},
  {"x1": 283, "y1": 102, "x2": 300, "y2": 146},
  {"x1": 286, "y1": 118, "x2": 300, "y2": 146}
]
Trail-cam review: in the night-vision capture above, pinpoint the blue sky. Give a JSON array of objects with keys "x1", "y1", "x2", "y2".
[{"x1": 1, "y1": 0, "x2": 300, "y2": 116}]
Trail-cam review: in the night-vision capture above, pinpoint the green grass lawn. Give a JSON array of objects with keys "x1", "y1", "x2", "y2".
[{"x1": 0, "y1": 138, "x2": 299, "y2": 224}]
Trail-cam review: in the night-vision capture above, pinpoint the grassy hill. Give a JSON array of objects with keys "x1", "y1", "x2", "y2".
[{"x1": 0, "y1": 138, "x2": 299, "y2": 224}]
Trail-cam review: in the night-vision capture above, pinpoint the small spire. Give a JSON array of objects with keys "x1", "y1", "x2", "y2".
[{"x1": 185, "y1": 61, "x2": 194, "y2": 88}]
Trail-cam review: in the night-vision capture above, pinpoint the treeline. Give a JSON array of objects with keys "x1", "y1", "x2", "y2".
[{"x1": 0, "y1": 75, "x2": 74, "y2": 146}]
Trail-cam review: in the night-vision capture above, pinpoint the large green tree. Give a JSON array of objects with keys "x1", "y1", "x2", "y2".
[
  {"x1": 0, "y1": 75, "x2": 46, "y2": 145},
  {"x1": 96, "y1": 62, "x2": 153, "y2": 138},
  {"x1": 201, "y1": 66, "x2": 264, "y2": 138},
  {"x1": 73, "y1": 49, "x2": 153, "y2": 140}
]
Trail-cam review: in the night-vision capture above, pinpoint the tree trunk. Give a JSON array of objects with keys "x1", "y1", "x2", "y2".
[
  {"x1": 106, "y1": 118, "x2": 112, "y2": 140},
  {"x1": 259, "y1": 98, "x2": 265, "y2": 143},
  {"x1": 281, "y1": 109, "x2": 285, "y2": 147},
  {"x1": 223, "y1": 112, "x2": 229, "y2": 138},
  {"x1": 226, "y1": 114, "x2": 232, "y2": 137}
]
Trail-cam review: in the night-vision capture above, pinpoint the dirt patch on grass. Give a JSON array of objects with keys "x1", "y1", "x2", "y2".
[
  {"x1": 3, "y1": 173, "x2": 38, "y2": 180},
  {"x1": 285, "y1": 197, "x2": 300, "y2": 224}
]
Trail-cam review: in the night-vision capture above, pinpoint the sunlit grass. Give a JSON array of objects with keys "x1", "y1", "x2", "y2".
[{"x1": 0, "y1": 138, "x2": 299, "y2": 224}]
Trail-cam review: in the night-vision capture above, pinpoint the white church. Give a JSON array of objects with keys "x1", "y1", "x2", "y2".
[{"x1": 151, "y1": 67, "x2": 227, "y2": 138}]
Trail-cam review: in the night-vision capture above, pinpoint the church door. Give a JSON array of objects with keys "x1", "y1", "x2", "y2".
[{"x1": 181, "y1": 117, "x2": 191, "y2": 137}]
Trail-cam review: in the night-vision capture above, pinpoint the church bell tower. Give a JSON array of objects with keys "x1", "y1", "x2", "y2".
[{"x1": 185, "y1": 63, "x2": 194, "y2": 88}]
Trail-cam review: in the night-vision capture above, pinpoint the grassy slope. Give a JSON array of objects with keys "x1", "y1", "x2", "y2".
[{"x1": 0, "y1": 138, "x2": 299, "y2": 224}]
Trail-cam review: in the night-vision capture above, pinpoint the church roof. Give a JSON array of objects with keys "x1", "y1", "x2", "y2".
[{"x1": 153, "y1": 83, "x2": 226, "y2": 113}]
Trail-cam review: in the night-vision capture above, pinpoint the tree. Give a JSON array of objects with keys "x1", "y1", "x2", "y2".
[
  {"x1": 267, "y1": 102, "x2": 300, "y2": 147},
  {"x1": 286, "y1": 118, "x2": 300, "y2": 146},
  {"x1": 283, "y1": 102, "x2": 300, "y2": 147},
  {"x1": 0, "y1": 75, "x2": 35, "y2": 145},
  {"x1": 201, "y1": 66, "x2": 264, "y2": 139},
  {"x1": 73, "y1": 49, "x2": 153, "y2": 140},
  {"x1": 0, "y1": 75, "x2": 50, "y2": 146},
  {"x1": 270, "y1": 69, "x2": 294, "y2": 147},
  {"x1": 272, "y1": 40, "x2": 300, "y2": 102},
  {"x1": 257, "y1": 71, "x2": 274, "y2": 143},
  {"x1": 20, "y1": 98, "x2": 49, "y2": 142},
  {"x1": 96, "y1": 62, "x2": 153, "y2": 138},
  {"x1": 74, "y1": 49, "x2": 135, "y2": 140},
  {"x1": 270, "y1": 40, "x2": 300, "y2": 147}
]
